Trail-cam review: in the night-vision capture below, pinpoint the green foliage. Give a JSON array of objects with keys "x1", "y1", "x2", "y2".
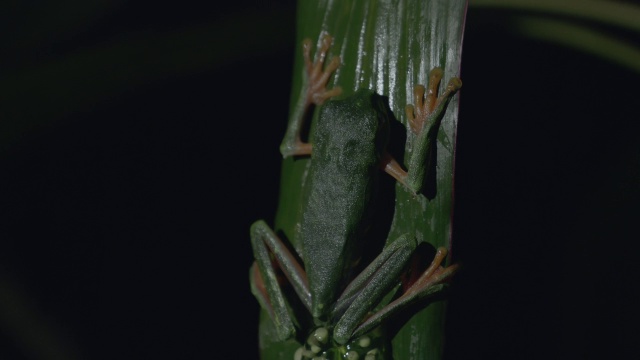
[{"x1": 470, "y1": 0, "x2": 640, "y2": 73}]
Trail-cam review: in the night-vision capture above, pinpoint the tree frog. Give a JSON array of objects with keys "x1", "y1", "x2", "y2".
[{"x1": 250, "y1": 34, "x2": 461, "y2": 360}]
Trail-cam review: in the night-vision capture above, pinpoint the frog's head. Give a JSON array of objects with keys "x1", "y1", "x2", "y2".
[{"x1": 313, "y1": 89, "x2": 390, "y2": 174}]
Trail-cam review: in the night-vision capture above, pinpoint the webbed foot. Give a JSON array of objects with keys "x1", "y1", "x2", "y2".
[
  {"x1": 280, "y1": 33, "x2": 343, "y2": 158},
  {"x1": 303, "y1": 34, "x2": 343, "y2": 106},
  {"x1": 405, "y1": 68, "x2": 462, "y2": 134}
]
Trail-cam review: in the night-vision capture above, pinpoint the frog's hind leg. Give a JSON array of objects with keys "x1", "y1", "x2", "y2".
[
  {"x1": 280, "y1": 34, "x2": 343, "y2": 158},
  {"x1": 330, "y1": 234, "x2": 417, "y2": 345},
  {"x1": 250, "y1": 220, "x2": 312, "y2": 341},
  {"x1": 349, "y1": 247, "x2": 459, "y2": 340}
]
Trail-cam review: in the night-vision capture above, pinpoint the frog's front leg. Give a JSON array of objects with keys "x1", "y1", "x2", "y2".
[
  {"x1": 404, "y1": 68, "x2": 462, "y2": 193},
  {"x1": 381, "y1": 67, "x2": 462, "y2": 194},
  {"x1": 249, "y1": 220, "x2": 311, "y2": 341},
  {"x1": 280, "y1": 34, "x2": 343, "y2": 158}
]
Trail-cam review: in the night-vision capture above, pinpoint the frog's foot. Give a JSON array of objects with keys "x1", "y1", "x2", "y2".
[
  {"x1": 398, "y1": 247, "x2": 459, "y2": 299},
  {"x1": 405, "y1": 67, "x2": 462, "y2": 134},
  {"x1": 303, "y1": 34, "x2": 343, "y2": 106}
]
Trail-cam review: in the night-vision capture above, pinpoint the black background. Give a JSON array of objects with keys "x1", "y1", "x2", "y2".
[{"x1": 1, "y1": 1, "x2": 638, "y2": 359}]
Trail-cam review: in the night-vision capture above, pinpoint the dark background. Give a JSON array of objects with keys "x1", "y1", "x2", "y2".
[{"x1": 1, "y1": 1, "x2": 638, "y2": 359}]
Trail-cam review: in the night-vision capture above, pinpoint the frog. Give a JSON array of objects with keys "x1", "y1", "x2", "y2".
[{"x1": 250, "y1": 33, "x2": 461, "y2": 359}]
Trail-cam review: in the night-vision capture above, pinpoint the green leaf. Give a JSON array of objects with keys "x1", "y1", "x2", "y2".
[
  {"x1": 470, "y1": 0, "x2": 640, "y2": 33},
  {"x1": 469, "y1": 0, "x2": 640, "y2": 73}
]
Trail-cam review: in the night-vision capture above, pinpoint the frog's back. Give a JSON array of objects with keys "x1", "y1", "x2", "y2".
[{"x1": 300, "y1": 89, "x2": 390, "y2": 318}]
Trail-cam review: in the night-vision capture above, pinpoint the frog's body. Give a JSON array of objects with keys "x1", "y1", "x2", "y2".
[{"x1": 300, "y1": 89, "x2": 389, "y2": 319}]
